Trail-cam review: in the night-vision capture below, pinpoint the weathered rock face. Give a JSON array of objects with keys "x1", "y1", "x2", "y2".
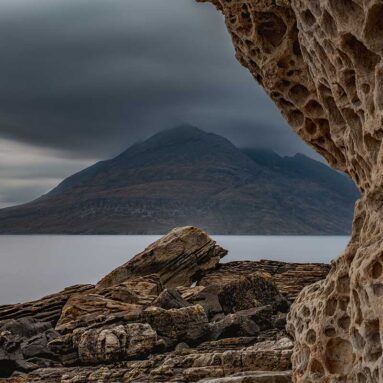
[
  {"x1": 197, "y1": 0, "x2": 383, "y2": 381},
  {"x1": 97, "y1": 226, "x2": 227, "y2": 289},
  {"x1": 0, "y1": 227, "x2": 330, "y2": 381},
  {"x1": 199, "y1": 260, "x2": 330, "y2": 302}
]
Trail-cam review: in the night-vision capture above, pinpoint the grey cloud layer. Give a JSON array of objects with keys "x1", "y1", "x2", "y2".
[
  {"x1": 0, "y1": 0, "x2": 315, "y2": 157},
  {"x1": 0, "y1": 0, "x2": 320, "y2": 206}
]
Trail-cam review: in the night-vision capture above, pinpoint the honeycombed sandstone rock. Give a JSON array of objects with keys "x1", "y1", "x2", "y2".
[{"x1": 196, "y1": 0, "x2": 383, "y2": 381}]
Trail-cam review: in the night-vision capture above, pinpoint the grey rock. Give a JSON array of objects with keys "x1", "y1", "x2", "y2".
[{"x1": 152, "y1": 289, "x2": 190, "y2": 310}]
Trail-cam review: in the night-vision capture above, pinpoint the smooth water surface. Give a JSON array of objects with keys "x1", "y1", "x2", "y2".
[{"x1": 0, "y1": 235, "x2": 349, "y2": 305}]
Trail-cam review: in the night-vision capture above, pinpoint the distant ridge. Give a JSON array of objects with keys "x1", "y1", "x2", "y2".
[{"x1": 0, "y1": 126, "x2": 359, "y2": 234}]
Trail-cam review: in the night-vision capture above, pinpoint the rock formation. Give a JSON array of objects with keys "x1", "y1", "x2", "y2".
[
  {"x1": 196, "y1": 0, "x2": 383, "y2": 381},
  {"x1": 0, "y1": 227, "x2": 329, "y2": 382}
]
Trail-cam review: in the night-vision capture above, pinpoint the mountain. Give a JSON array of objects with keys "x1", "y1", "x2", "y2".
[{"x1": 0, "y1": 126, "x2": 360, "y2": 234}]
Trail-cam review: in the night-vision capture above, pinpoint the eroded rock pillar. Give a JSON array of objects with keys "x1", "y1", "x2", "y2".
[{"x1": 197, "y1": 0, "x2": 383, "y2": 381}]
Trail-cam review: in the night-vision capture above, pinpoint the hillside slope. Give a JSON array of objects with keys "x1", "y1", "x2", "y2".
[{"x1": 0, "y1": 126, "x2": 359, "y2": 234}]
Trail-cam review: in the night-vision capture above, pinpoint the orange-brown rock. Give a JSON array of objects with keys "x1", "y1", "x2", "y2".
[
  {"x1": 199, "y1": 260, "x2": 330, "y2": 302},
  {"x1": 0, "y1": 227, "x2": 330, "y2": 381},
  {"x1": 97, "y1": 226, "x2": 227, "y2": 289},
  {"x1": 0, "y1": 285, "x2": 94, "y2": 327},
  {"x1": 197, "y1": 0, "x2": 383, "y2": 381}
]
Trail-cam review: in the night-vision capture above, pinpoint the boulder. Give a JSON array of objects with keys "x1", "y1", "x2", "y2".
[
  {"x1": 56, "y1": 294, "x2": 143, "y2": 329},
  {"x1": 152, "y1": 288, "x2": 190, "y2": 310},
  {"x1": 96, "y1": 226, "x2": 227, "y2": 289},
  {"x1": 144, "y1": 305, "x2": 210, "y2": 347},
  {"x1": 199, "y1": 261, "x2": 330, "y2": 302},
  {"x1": 0, "y1": 318, "x2": 60, "y2": 378},
  {"x1": 183, "y1": 273, "x2": 288, "y2": 321},
  {"x1": 210, "y1": 312, "x2": 260, "y2": 340},
  {"x1": 0, "y1": 285, "x2": 94, "y2": 327},
  {"x1": 74, "y1": 323, "x2": 158, "y2": 364}
]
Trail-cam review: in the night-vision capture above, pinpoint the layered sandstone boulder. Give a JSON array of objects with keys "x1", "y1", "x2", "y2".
[
  {"x1": 97, "y1": 226, "x2": 227, "y2": 289},
  {"x1": 197, "y1": 0, "x2": 383, "y2": 381}
]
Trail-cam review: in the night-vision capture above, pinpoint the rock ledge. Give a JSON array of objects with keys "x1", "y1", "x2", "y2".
[{"x1": 0, "y1": 227, "x2": 328, "y2": 382}]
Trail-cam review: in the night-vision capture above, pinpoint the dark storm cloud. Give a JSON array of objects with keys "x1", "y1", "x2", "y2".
[
  {"x1": 0, "y1": 0, "x2": 315, "y2": 158},
  {"x1": 0, "y1": 0, "x2": 323, "y2": 207}
]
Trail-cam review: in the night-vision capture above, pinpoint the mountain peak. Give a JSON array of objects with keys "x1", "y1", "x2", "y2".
[
  {"x1": 143, "y1": 125, "x2": 207, "y2": 145},
  {"x1": 0, "y1": 127, "x2": 359, "y2": 235}
]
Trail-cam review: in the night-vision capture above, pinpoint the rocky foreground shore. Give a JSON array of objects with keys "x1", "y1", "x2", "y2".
[{"x1": 0, "y1": 227, "x2": 329, "y2": 382}]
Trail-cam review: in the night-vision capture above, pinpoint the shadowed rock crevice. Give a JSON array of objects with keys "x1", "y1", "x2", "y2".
[{"x1": 196, "y1": 0, "x2": 383, "y2": 381}]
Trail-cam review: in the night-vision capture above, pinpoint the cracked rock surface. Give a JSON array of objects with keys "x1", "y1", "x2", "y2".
[
  {"x1": 0, "y1": 227, "x2": 328, "y2": 382},
  {"x1": 196, "y1": 0, "x2": 383, "y2": 381}
]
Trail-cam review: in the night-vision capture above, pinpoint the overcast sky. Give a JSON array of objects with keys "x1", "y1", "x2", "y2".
[{"x1": 0, "y1": 0, "x2": 319, "y2": 208}]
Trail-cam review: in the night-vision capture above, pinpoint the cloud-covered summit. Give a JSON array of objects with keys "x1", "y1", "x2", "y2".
[{"x1": 0, "y1": 0, "x2": 318, "y2": 207}]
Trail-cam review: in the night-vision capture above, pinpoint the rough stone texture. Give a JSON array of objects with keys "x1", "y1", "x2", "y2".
[
  {"x1": 152, "y1": 288, "x2": 190, "y2": 310},
  {"x1": 199, "y1": 260, "x2": 330, "y2": 302},
  {"x1": 56, "y1": 293, "x2": 144, "y2": 329},
  {"x1": 97, "y1": 226, "x2": 227, "y2": 289},
  {"x1": 0, "y1": 318, "x2": 61, "y2": 376},
  {"x1": 199, "y1": 371, "x2": 292, "y2": 383},
  {"x1": 0, "y1": 227, "x2": 329, "y2": 381},
  {"x1": 144, "y1": 305, "x2": 210, "y2": 346},
  {"x1": 3, "y1": 338, "x2": 293, "y2": 382},
  {"x1": 196, "y1": 0, "x2": 383, "y2": 381},
  {"x1": 74, "y1": 323, "x2": 158, "y2": 364},
  {"x1": 0, "y1": 285, "x2": 94, "y2": 327}
]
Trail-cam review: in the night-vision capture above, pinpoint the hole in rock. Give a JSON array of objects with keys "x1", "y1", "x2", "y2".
[
  {"x1": 372, "y1": 283, "x2": 383, "y2": 296},
  {"x1": 256, "y1": 12, "x2": 287, "y2": 48},
  {"x1": 325, "y1": 338, "x2": 353, "y2": 374},
  {"x1": 293, "y1": 38, "x2": 302, "y2": 56},
  {"x1": 0, "y1": 360, "x2": 19, "y2": 378},
  {"x1": 361, "y1": 84, "x2": 371, "y2": 94},
  {"x1": 351, "y1": 327, "x2": 366, "y2": 350},
  {"x1": 321, "y1": 11, "x2": 337, "y2": 37},
  {"x1": 301, "y1": 9, "x2": 316, "y2": 28},
  {"x1": 357, "y1": 372, "x2": 367, "y2": 383},
  {"x1": 328, "y1": 0, "x2": 364, "y2": 25},
  {"x1": 325, "y1": 297, "x2": 337, "y2": 316},
  {"x1": 324, "y1": 327, "x2": 336, "y2": 337},
  {"x1": 288, "y1": 109, "x2": 305, "y2": 126},
  {"x1": 310, "y1": 358, "x2": 324, "y2": 377},
  {"x1": 364, "y1": 4, "x2": 383, "y2": 50},
  {"x1": 338, "y1": 297, "x2": 350, "y2": 311},
  {"x1": 304, "y1": 100, "x2": 324, "y2": 117},
  {"x1": 338, "y1": 315, "x2": 351, "y2": 331},
  {"x1": 306, "y1": 329, "x2": 316, "y2": 344},
  {"x1": 341, "y1": 34, "x2": 380, "y2": 73},
  {"x1": 239, "y1": 4, "x2": 252, "y2": 35},
  {"x1": 371, "y1": 261, "x2": 382, "y2": 279},
  {"x1": 288, "y1": 84, "x2": 309, "y2": 104},
  {"x1": 304, "y1": 119, "x2": 317, "y2": 135},
  {"x1": 365, "y1": 319, "x2": 382, "y2": 362}
]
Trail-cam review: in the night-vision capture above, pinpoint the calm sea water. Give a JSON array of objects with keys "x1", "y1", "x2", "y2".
[{"x1": 0, "y1": 235, "x2": 349, "y2": 305}]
